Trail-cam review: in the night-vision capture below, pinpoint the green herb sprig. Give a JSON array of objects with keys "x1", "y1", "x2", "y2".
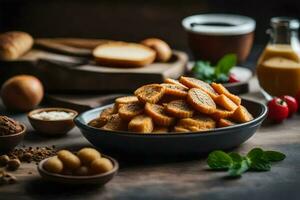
[
  {"x1": 191, "y1": 54, "x2": 237, "y2": 83},
  {"x1": 207, "y1": 148, "x2": 286, "y2": 177}
]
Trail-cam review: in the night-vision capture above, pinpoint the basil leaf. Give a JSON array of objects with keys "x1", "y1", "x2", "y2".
[
  {"x1": 229, "y1": 152, "x2": 243, "y2": 163},
  {"x1": 249, "y1": 157, "x2": 271, "y2": 171},
  {"x1": 215, "y1": 54, "x2": 237, "y2": 76},
  {"x1": 228, "y1": 159, "x2": 249, "y2": 177},
  {"x1": 207, "y1": 150, "x2": 233, "y2": 170},
  {"x1": 263, "y1": 151, "x2": 286, "y2": 162},
  {"x1": 247, "y1": 148, "x2": 264, "y2": 160}
]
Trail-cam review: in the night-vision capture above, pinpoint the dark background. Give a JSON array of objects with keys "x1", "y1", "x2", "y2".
[{"x1": 0, "y1": 0, "x2": 300, "y2": 52}]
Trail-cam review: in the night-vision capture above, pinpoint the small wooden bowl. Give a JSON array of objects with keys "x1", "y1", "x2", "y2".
[
  {"x1": 28, "y1": 108, "x2": 78, "y2": 136},
  {"x1": 0, "y1": 123, "x2": 26, "y2": 153},
  {"x1": 38, "y1": 155, "x2": 119, "y2": 185}
]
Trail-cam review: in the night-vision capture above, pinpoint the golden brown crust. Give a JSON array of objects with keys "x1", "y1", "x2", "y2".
[
  {"x1": 101, "y1": 114, "x2": 128, "y2": 131},
  {"x1": 134, "y1": 84, "x2": 165, "y2": 104},
  {"x1": 88, "y1": 118, "x2": 106, "y2": 128},
  {"x1": 217, "y1": 119, "x2": 236, "y2": 128},
  {"x1": 211, "y1": 108, "x2": 234, "y2": 120},
  {"x1": 165, "y1": 100, "x2": 194, "y2": 118},
  {"x1": 211, "y1": 83, "x2": 241, "y2": 105},
  {"x1": 128, "y1": 114, "x2": 154, "y2": 133},
  {"x1": 98, "y1": 107, "x2": 115, "y2": 124},
  {"x1": 177, "y1": 115, "x2": 216, "y2": 129},
  {"x1": 0, "y1": 31, "x2": 33, "y2": 60},
  {"x1": 145, "y1": 103, "x2": 175, "y2": 126},
  {"x1": 115, "y1": 96, "x2": 139, "y2": 105},
  {"x1": 118, "y1": 102, "x2": 144, "y2": 121},
  {"x1": 231, "y1": 105, "x2": 253, "y2": 123},
  {"x1": 140, "y1": 38, "x2": 172, "y2": 62},
  {"x1": 164, "y1": 78, "x2": 189, "y2": 90},
  {"x1": 160, "y1": 83, "x2": 188, "y2": 98},
  {"x1": 187, "y1": 88, "x2": 216, "y2": 114},
  {"x1": 214, "y1": 94, "x2": 238, "y2": 111},
  {"x1": 179, "y1": 76, "x2": 218, "y2": 99}
]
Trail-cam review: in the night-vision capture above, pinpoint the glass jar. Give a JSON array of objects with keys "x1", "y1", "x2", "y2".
[{"x1": 257, "y1": 17, "x2": 300, "y2": 96}]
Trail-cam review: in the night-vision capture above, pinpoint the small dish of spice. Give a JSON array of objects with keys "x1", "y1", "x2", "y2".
[
  {"x1": 28, "y1": 108, "x2": 78, "y2": 136},
  {"x1": 0, "y1": 115, "x2": 26, "y2": 152}
]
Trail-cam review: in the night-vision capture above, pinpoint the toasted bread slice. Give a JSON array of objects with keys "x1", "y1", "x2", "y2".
[
  {"x1": 177, "y1": 115, "x2": 216, "y2": 129},
  {"x1": 180, "y1": 76, "x2": 218, "y2": 99},
  {"x1": 187, "y1": 88, "x2": 216, "y2": 114},
  {"x1": 164, "y1": 78, "x2": 189, "y2": 90},
  {"x1": 160, "y1": 83, "x2": 188, "y2": 97},
  {"x1": 231, "y1": 105, "x2": 253, "y2": 123},
  {"x1": 165, "y1": 100, "x2": 194, "y2": 118},
  {"x1": 134, "y1": 84, "x2": 165, "y2": 104},
  {"x1": 128, "y1": 114, "x2": 154, "y2": 133},
  {"x1": 93, "y1": 42, "x2": 156, "y2": 68},
  {"x1": 118, "y1": 102, "x2": 144, "y2": 121},
  {"x1": 145, "y1": 103, "x2": 175, "y2": 126},
  {"x1": 214, "y1": 94, "x2": 238, "y2": 111},
  {"x1": 101, "y1": 114, "x2": 128, "y2": 131},
  {"x1": 217, "y1": 119, "x2": 236, "y2": 128},
  {"x1": 211, "y1": 108, "x2": 234, "y2": 120},
  {"x1": 211, "y1": 83, "x2": 241, "y2": 105}
]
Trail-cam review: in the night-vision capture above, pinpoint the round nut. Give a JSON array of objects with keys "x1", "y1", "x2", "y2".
[
  {"x1": 0, "y1": 155, "x2": 10, "y2": 166},
  {"x1": 7, "y1": 159, "x2": 21, "y2": 171}
]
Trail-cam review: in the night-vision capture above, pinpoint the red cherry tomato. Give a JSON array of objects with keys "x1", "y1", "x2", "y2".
[
  {"x1": 295, "y1": 91, "x2": 300, "y2": 111},
  {"x1": 267, "y1": 97, "x2": 289, "y2": 123},
  {"x1": 280, "y1": 95, "x2": 298, "y2": 117},
  {"x1": 228, "y1": 73, "x2": 240, "y2": 83}
]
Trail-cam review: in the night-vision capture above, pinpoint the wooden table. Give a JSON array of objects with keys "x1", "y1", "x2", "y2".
[{"x1": 0, "y1": 78, "x2": 300, "y2": 200}]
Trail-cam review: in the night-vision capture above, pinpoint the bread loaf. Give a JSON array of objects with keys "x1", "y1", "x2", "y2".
[
  {"x1": 93, "y1": 42, "x2": 156, "y2": 68},
  {"x1": 141, "y1": 38, "x2": 172, "y2": 62},
  {"x1": 0, "y1": 31, "x2": 33, "y2": 60}
]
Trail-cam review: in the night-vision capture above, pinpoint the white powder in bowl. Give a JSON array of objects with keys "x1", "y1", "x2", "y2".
[{"x1": 32, "y1": 111, "x2": 75, "y2": 121}]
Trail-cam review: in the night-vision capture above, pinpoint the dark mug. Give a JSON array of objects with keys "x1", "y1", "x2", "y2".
[{"x1": 182, "y1": 14, "x2": 256, "y2": 64}]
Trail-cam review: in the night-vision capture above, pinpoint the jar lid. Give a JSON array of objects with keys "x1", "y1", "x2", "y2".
[
  {"x1": 182, "y1": 14, "x2": 256, "y2": 36},
  {"x1": 271, "y1": 17, "x2": 300, "y2": 29}
]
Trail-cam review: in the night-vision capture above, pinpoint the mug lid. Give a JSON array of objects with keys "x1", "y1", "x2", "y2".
[{"x1": 182, "y1": 14, "x2": 256, "y2": 36}]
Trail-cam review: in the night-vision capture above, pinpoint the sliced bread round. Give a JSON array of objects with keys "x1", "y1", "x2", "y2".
[{"x1": 93, "y1": 42, "x2": 156, "y2": 68}]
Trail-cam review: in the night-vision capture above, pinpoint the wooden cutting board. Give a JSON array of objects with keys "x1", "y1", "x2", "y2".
[{"x1": 1, "y1": 38, "x2": 188, "y2": 93}]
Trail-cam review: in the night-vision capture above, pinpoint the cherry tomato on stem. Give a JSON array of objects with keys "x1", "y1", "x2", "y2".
[
  {"x1": 280, "y1": 95, "x2": 298, "y2": 117},
  {"x1": 267, "y1": 97, "x2": 289, "y2": 123}
]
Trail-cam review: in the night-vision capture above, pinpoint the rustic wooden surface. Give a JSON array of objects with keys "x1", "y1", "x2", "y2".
[{"x1": 0, "y1": 78, "x2": 300, "y2": 200}]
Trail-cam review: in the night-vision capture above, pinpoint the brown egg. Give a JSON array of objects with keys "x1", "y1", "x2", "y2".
[{"x1": 1, "y1": 75, "x2": 44, "y2": 111}]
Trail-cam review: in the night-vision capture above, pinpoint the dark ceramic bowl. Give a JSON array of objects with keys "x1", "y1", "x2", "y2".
[
  {"x1": 182, "y1": 14, "x2": 256, "y2": 63},
  {"x1": 38, "y1": 154, "x2": 118, "y2": 185},
  {"x1": 74, "y1": 99, "x2": 267, "y2": 156},
  {"x1": 0, "y1": 123, "x2": 26, "y2": 153},
  {"x1": 28, "y1": 107, "x2": 78, "y2": 136}
]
